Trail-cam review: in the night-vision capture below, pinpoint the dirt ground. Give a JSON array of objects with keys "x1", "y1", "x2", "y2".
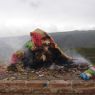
[
  {"x1": 0, "y1": 64, "x2": 86, "y2": 81},
  {"x1": 0, "y1": 64, "x2": 95, "y2": 95}
]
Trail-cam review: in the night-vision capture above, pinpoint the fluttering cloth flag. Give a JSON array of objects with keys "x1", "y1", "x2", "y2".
[{"x1": 80, "y1": 66, "x2": 95, "y2": 80}]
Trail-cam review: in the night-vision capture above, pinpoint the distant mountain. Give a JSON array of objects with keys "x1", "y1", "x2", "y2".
[
  {"x1": 0, "y1": 39, "x2": 13, "y2": 63},
  {"x1": 0, "y1": 30, "x2": 95, "y2": 63},
  {"x1": 50, "y1": 30, "x2": 95, "y2": 48},
  {"x1": 0, "y1": 36, "x2": 30, "y2": 63}
]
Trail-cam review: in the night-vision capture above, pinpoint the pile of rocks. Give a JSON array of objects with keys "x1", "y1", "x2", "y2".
[
  {"x1": 7, "y1": 29, "x2": 75, "y2": 72},
  {"x1": 5, "y1": 28, "x2": 89, "y2": 81}
]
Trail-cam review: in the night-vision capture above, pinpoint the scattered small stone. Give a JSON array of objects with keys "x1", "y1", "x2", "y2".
[
  {"x1": 38, "y1": 74, "x2": 44, "y2": 77},
  {"x1": 9, "y1": 76, "x2": 16, "y2": 80},
  {"x1": 3, "y1": 78, "x2": 9, "y2": 81},
  {"x1": 0, "y1": 64, "x2": 88, "y2": 80}
]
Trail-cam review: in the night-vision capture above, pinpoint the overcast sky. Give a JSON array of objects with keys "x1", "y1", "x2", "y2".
[{"x1": 0, "y1": 0, "x2": 95, "y2": 37}]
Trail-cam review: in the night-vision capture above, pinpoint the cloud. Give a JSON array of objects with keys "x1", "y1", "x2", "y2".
[
  {"x1": 0, "y1": 0, "x2": 95, "y2": 37},
  {"x1": 19, "y1": 0, "x2": 41, "y2": 9},
  {"x1": 29, "y1": 0, "x2": 41, "y2": 8}
]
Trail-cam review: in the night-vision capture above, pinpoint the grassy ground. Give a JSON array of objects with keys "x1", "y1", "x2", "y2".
[{"x1": 76, "y1": 48, "x2": 95, "y2": 65}]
